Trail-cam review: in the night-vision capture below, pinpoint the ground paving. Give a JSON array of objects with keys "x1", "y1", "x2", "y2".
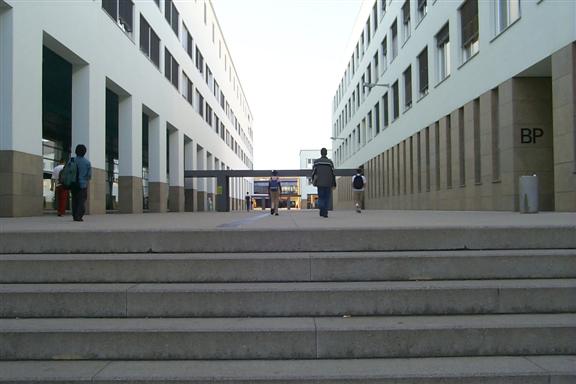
[{"x1": 1, "y1": 209, "x2": 575, "y2": 232}]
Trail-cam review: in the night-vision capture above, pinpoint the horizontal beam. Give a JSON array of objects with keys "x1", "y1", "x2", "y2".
[{"x1": 184, "y1": 169, "x2": 357, "y2": 178}]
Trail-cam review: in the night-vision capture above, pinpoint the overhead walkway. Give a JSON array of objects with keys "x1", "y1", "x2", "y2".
[{"x1": 184, "y1": 168, "x2": 357, "y2": 212}]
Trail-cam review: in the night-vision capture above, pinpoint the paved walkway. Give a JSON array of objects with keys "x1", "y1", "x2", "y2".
[{"x1": 1, "y1": 209, "x2": 575, "y2": 233}]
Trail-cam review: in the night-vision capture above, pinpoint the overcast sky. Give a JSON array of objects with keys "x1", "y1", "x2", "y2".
[{"x1": 211, "y1": 0, "x2": 363, "y2": 169}]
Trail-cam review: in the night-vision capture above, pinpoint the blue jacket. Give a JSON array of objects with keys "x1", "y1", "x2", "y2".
[{"x1": 74, "y1": 156, "x2": 92, "y2": 189}]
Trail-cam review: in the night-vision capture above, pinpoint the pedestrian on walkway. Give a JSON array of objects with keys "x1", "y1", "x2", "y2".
[
  {"x1": 70, "y1": 144, "x2": 91, "y2": 222},
  {"x1": 268, "y1": 170, "x2": 282, "y2": 216},
  {"x1": 312, "y1": 148, "x2": 336, "y2": 218},
  {"x1": 245, "y1": 192, "x2": 251, "y2": 211},
  {"x1": 50, "y1": 158, "x2": 68, "y2": 216},
  {"x1": 352, "y1": 168, "x2": 367, "y2": 213}
]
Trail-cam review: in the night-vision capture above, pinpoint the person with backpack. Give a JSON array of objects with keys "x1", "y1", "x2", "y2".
[
  {"x1": 70, "y1": 144, "x2": 91, "y2": 222},
  {"x1": 268, "y1": 170, "x2": 282, "y2": 216},
  {"x1": 352, "y1": 168, "x2": 367, "y2": 213},
  {"x1": 312, "y1": 148, "x2": 336, "y2": 218},
  {"x1": 50, "y1": 159, "x2": 68, "y2": 216}
]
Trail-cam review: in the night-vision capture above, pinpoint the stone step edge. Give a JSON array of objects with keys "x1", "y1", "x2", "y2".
[
  {"x1": 2, "y1": 226, "x2": 575, "y2": 253},
  {"x1": 2, "y1": 279, "x2": 575, "y2": 318},
  {"x1": 2, "y1": 313, "x2": 575, "y2": 332},
  {"x1": 3, "y1": 250, "x2": 575, "y2": 283},
  {"x1": 3, "y1": 249, "x2": 576, "y2": 259},
  {"x1": 0, "y1": 356, "x2": 574, "y2": 382}
]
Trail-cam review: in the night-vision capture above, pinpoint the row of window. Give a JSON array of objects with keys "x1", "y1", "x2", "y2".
[
  {"x1": 102, "y1": 0, "x2": 253, "y2": 167},
  {"x1": 333, "y1": 0, "x2": 521, "y2": 161},
  {"x1": 334, "y1": 0, "x2": 520, "y2": 112},
  {"x1": 164, "y1": 0, "x2": 252, "y2": 135}
]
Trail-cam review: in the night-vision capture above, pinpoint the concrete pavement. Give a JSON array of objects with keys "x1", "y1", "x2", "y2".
[{"x1": 1, "y1": 209, "x2": 575, "y2": 232}]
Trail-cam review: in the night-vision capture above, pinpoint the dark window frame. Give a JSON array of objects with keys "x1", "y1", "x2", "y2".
[{"x1": 418, "y1": 47, "x2": 429, "y2": 95}]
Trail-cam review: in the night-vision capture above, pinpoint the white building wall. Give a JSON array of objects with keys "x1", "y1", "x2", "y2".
[
  {"x1": 332, "y1": 0, "x2": 576, "y2": 169},
  {"x1": 0, "y1": 0, "x2": 254, "y2": 215}
]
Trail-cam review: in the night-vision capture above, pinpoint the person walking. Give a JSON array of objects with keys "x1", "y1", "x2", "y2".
[
  {"x1": 50, "y1": 159, "x2": 68, "y2": 216},
  {"x1": 245, "y1": 192, "x2": 251, "y2": 211},
  {"x1": 352, "y1": 168, "x2": 367, "y2": 213},
  {"x1": 70, "y1": 144, "x2": 91, "y2": 222},
  {"x1": 268, "y1": 170, "x2": 282, "y2": 216},
  {"x1": 312, "y1": 148, "x2": 336, "y2": 218}
]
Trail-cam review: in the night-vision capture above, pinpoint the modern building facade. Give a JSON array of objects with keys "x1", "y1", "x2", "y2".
[
  {"x1": 331, "y1": 0, "x2": 576, "y2": 212},
  {"x1": 0, "y1": 0, "x2": 254, "y2": 217}
]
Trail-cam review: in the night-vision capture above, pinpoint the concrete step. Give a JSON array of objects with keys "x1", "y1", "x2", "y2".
[
  {"x1": 1, "y1": 314, "x2": 575, "y2": 360},
  {"x1": 2, "y1": 279, "x2": 576, "y2": 318},
  {"x1": 2, "y1": 249, "x2": 575, "y2": 283},
  {"x1": 2, "y1": 225, "x2": 575, "y2": 253},
  {"x1": 1, "y1": 356, "x2": 575, "y2": 383}
]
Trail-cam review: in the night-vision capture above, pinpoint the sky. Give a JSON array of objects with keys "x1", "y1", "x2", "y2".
[{"x1": 211, "y1": 0, "x2": 363, "y2": 170}]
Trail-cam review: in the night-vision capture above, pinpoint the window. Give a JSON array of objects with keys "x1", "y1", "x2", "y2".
[
  {"x1": 139, "y1": 15, "x2": 160, "y2": 68},
  {"x1": 402, "y1": 1, "x2": 411, "y2": 42},
  {"x1": 196, "y1": 90, "x2": 204, "y2": 117},
  {"x1": 195, "y1": 48, "x2": 204, "y2": 75},
  {"x1": 495, "y1": 0, "x2": 520, "y2": 34},
  {"x1": 460, "y1": 0, "x2": 479, "y2": 62},
  {"x1": 403, "y1": 66, "x2": 412, "y2": 109},
  {"x1": 214, "y1": 80, "x2": 220, "y2": 99},
  {"x1": 360, "y1": 32, "x2": 365, "y2": 57},
  {"x1": 366, "y1": 19, "x2": 371, "y2": 45},
  {"x1": 164, "y1": 0, "x2": 179, "y2": 36},
  {"x1": 205, "y1": 65, "x2": 213, "y2": 90},
  {"x1": 164, "y1": 49, "x2": 179, "y2": 89},
  {"x1": 375, "y1": 103, "x2": 380, "y2": 134},
  {"x1": 372, "y1": 3, "x2": 378, "y2": 31},
  {"x1": 182, "y1": 73, "x2": 193, "y2": 105},
  {"x1": 417, "y1": 0, "x2": 427, "y2": 23},
  {"x1": 102, "y1": 0, "x2": 134, "y2": 33},
  {"x1": 392, "y1": 81, "x2": 399, "y2": 120},
  {"x1": 182, "y1": 25, "x2": 193, "y2": 59},
  {"x1": 418, "y1": 47, "x2": 428, "y2": 96},
  {"x1": 366, "y1": 64, "x2": 372, "y2": 87},
  {"x1": 436, "y1": 23, "x2": 450, "y2": 82},
  {"x1": 383, "y1": 93, "x2": 389, "y2": 128},
  {"x1": 205, "y1": 103, "x2": 213, "y2": 127},
  {"x1": 381, "y1": 36, "x2": 388, "y2": 71},
  {"x1": 373, "y1": 53, "x2": 379, "y2": 80},
  {"x1": 381, "y1": 0, "x2": 387, "y2": 15},
  {"x1": 391, "y1": 20, "x2": 398, "y2": 60},
  {"x1": 367, "y1": 112, "x2": 373, "y2": 140}
]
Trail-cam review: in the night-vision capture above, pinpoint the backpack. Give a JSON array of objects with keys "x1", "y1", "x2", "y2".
[
  {"x1": 59, "y1": 158, "x2": 79, "y2": 190},
  {"x1": 353, "y1": 174, "x2": 364, "y2": 189},
  {"x1": 269, "y1": 178, "x2": 280, "y2": 191}
]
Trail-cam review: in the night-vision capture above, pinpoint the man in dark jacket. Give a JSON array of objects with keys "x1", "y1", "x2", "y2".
[
  {"x1": 71, "y1": 144, "x2": 92, "y2": 222},
  {"x1": 312, "y1": 148, "x2": 335, "y2": 218}
]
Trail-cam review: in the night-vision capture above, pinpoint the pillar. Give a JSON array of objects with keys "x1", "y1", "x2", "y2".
[
  {"x1": 148, "y1": 116, "x2": 167, "y2": 212},
  {"x1": 168, "y1": 127, "x2": 184, "y2": 212},
  {"x1": 196, "y1": 145, "x2": 206, "y2": 211},
  {"x1": 118, "y1": 95, "x2": 143, "y2": 213},
  {"x1": 0, "y1": 8, "x2": 44, "y2": 216},
  {"x1": 72, "y1": 64, "x2": 106, "y2": 215},
  {"x1": 184, "y1": 137, "x2": 195, "y2": 212},
  {"x1": 552, "y1": 43, "x2": 576, "y2": 211}
]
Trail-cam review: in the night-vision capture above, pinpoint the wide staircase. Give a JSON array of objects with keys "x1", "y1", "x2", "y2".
[{"x1": 1, "y1": 224, "x2": 576, "y2": 382}]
